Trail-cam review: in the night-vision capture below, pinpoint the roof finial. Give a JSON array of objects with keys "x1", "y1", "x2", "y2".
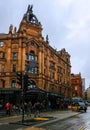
[
  {"x1": 23, "y1": 5, "x2": 41, "y2": 25},
  {"x1": 9, "y1": 24, "x2": 13, "y2": 34},
  {"x1": 46, "y1": 35, "x2": 49, "y2": 43},
  {"x1": 27, "y1": 4, "x2": 33, "y2": 13}
]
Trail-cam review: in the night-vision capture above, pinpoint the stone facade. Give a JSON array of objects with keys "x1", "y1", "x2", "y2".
[{"x1": 0, "y1": 5, "x2": 71, "y2": 103}]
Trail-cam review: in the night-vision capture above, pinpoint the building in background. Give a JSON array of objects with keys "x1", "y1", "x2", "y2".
[
  {"x1": 0, "y1": 5, "x2": 71, "y2": 105},
  {"x1": 82, "y1": 78, "x2": 85, "y2": 98},
  {"x1": 85, "y1": 86, "x2": 90, "y2": 101},
  {"x1": 71, "y1": 73, "x2": 83, "y2": 98}
]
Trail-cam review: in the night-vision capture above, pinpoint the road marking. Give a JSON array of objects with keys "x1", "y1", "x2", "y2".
[{"x1": 78, "y1": 121, "x2": 90, "y2": 130}]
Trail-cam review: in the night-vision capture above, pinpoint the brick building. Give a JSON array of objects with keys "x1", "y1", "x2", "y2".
[
  {"x1": 0, "y1": 5, "x2": 71, "y2": 105},
  {"x1": 71, "y1": 73, "x2": 83, "y2": 98}
]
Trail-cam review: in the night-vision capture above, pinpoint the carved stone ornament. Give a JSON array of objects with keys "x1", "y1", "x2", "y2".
[{"x1": 23, "y1": 5, "x2": 40, "y2": 25}]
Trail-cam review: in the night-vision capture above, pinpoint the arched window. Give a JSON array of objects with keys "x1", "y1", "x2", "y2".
[
  {"x1": 11, "y1": 80, "x2": 16, "y2": 88},
  {"x1": 1, "y1": 79, "x2": 5, "y2": 88}
]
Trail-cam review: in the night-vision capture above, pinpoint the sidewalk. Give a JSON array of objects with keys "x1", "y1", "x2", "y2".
[{"x1": 0, "y1": 110, "x2": 79, "y2": 130}]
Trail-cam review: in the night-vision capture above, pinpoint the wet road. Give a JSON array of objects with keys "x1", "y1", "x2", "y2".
[
  {"x1": 0, "y1": 107, "x2": 90, "y2": 130},
  {"x1": 39, "y1": 107, "x2": 90, "y2": 130}
]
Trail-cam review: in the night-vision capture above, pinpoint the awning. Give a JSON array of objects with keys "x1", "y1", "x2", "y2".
[
  {"x1": 26, "y1": 87, "x2": 46, "y2": 94},
  {"x1": 0, "y1": 88, "x2": 21, "y2": 94}
]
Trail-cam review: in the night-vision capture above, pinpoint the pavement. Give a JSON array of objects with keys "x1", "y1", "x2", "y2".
[{"x1": 0, "y1": 109, "x2": 79, "y2": 130}]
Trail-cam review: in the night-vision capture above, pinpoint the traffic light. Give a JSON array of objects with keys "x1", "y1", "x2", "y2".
[
  {"x1": 24, "y1": 74, "x2": 30, "y2": 91},
  {"x1": 17, "y1": 72, "x2": 22, "y2": 86}
]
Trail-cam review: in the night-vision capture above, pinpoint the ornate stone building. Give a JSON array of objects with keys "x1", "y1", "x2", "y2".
[{"x1": 0, "y1": 5, "x2": 71, "y2": 105}]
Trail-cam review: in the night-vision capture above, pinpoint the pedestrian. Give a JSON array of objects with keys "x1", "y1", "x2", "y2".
[
  {"x1": 27, "y1": 101, "x2": 32, "y2": 116},
  {"x1": 24, "y1": 102, "x2": 28, "y2": 115},
  {"x1": 34, "y1": 102, "x2": 40, "y2": 117},
  {"x1": 5, "y1": 102, "x2": 11, "y2": 116},
  {"x1": 15, "y1": 104, "x2": 21, "y2": 115}
]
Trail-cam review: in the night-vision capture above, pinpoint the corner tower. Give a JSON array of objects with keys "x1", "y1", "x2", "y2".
[{"x1": 18, "y1": 5, "x2": 42, "y2": 38}]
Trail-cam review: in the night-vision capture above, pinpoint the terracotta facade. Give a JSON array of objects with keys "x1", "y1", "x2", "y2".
[
  {"x1": 0, "y1": 5, "x2": 71, "y2": 101},
  {"x1": 71, "y1": 73, "x2": 83, "y2": 98}
]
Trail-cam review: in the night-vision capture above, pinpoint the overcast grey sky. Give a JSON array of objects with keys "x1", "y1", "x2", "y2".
[{"x1": 0, "y1": 0, "x2": 90, "y2": 89}]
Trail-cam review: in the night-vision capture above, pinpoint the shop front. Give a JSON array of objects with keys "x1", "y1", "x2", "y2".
[
  {"x1": 0, "y1": 88, "x2": 22, "y2": 106},
  {"x1": 25, "y1": 87, "x2": 47, "y2": 105}
]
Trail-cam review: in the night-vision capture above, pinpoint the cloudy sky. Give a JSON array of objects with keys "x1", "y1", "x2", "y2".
[{"x1": 0, "y1": 0, "x2": 90, "y2": 89}]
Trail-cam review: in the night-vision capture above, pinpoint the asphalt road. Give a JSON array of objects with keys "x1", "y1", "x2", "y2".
[
  {"x1": 39, "y1": 107, "x2": 90, "y2": 130},
  {"x1": 0, "y1": 108, "x2": 90, "y2": 130}
]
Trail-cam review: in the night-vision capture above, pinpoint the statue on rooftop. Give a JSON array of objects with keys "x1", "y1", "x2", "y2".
[
  {"x1": 27, "y1": 4, "x2": 33, "y2": 14},
  {"x1": 46, "y1": 35, "x2": 49, "y2": 43},
  {"x1": 28, "y1": 5, "x2": 33, "y2": 12},
  {"x1": 9, "y1": 24, "x2": 13, "y2": 34},
  {"x1": 23, "y1": 4, "x2": 40, "y2": 25}
]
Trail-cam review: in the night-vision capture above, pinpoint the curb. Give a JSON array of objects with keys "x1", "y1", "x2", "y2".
[
  {"x1": 9, "y1": 112, "x2": 79, "y2": 127},
  {"x1": 0, "y1": 110, "x2": 79, "y2": 125},
  {"x1": 32, "y1": 113, "x2": 79, "y2": 127}
]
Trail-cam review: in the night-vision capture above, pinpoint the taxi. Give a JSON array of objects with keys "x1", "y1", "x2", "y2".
[{"x1": 71, "y1": 101, "x2": 87, "y2": 112}]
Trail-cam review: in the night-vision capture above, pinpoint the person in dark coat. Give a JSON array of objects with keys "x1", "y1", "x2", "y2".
[{"x1": 34, "y1": 102, "x2": 40, "y2": 117}]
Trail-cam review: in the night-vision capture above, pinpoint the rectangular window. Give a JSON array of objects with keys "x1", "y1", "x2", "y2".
[
  {"x1": 0, "y1": 52, "x2": 5, "y2": 59},
  {"x1": 0, "y1": 42, "x2": 4, "y2": 47},
  {"x1": 29, "y1": 55, "x2": 34, "y2": 61},
  {"x1": 26, "y1": 54, "x2": 38, "y2": 61},
  {"x1": 25, "y1": 64, "x2": 38, "y2": 74},
  {"x1": 12, "y1": 64, "x2": 16, "y2": 72},
  {"x1": 13, "y1": 52, "x2": 17, "y2": 60},
  {"x1": 25, "y1": 65, "x2": 29, "y2": 72},
  {"x1": 2, "y1": 64, "x2": 5, "y2": 72},
  {"x1": 2, "y1": 80, "x2": 5, "y2": 88},
  {"x1": 35, "y1": 56, "x2": 38, "y2": 61},
  {"x1": 11, "y1": 80, "x2": 16, "y2": 88},
  {"x1": 29, "y1": 68, "x2": 38, "y2": 74}
]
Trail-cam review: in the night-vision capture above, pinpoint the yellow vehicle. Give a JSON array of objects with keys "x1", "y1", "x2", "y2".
[{"x1": 72, "y1": 101, "x2": 87, "y2": 112}]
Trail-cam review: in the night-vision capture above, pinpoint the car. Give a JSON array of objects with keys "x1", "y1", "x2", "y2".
[{"x1": 72, "y1": 101, "x2": 87, "y2": 112}]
